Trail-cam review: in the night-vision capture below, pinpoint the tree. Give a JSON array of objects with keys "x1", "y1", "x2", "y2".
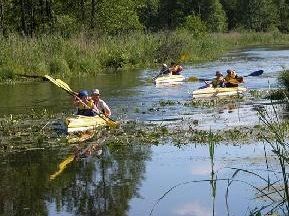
[
  {"x1": 95, "y1": 0, "x2": 143, "y2": 35},
  {"x1": 241, "y1": 0, "x2": 279, "y2": 32},
  {"x1": 138, "y1": 0, "x2": 159, "y2": 31},
  {"x1": 205, "y1": 0, "x2": 227, "y2": 32},
  {"x1": 276, "y1": 0, "x2": 289, "y2": 32},
  {"x1": 220, "y1": 0, "x2": 238, "y2": 30},
  {"x1": 178, "y1": 15, "x2": 207, "y2": 37}
]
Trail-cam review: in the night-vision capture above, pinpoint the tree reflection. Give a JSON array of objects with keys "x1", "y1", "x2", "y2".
[
  {"x1": 0, "y1": 143, "x2": 151, "y2": 216},
  {"x1": 49, "y1": 144, "x2": 151, "y2": 215}
]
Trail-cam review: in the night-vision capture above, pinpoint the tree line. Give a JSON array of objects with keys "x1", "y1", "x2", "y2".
[{"x1": 0, "y1": 0, "x2": 288, "y2": 37}]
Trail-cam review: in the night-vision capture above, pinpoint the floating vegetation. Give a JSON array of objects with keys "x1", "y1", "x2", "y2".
[
  {"x1": 185, "y1": 96, "x2": 244, "y2": 108},
  {"x1": 263, "y1": 89, "x2": 287, "y2": 100},
  {"x1": 159, "y1": 100, "x2": 177, "y2": 107},
  {"x1": 2, "y1": 103, "x2": 289, "y2": 154},
  {"x1": 0, "y1": 109, "x2": 67, "y2": 153}
]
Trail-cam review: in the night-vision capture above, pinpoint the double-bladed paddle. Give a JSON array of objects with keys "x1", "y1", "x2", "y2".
[
  {"x1": 186, "y1": 70, "x2": 264, "y2": 82},
  {"x1": 44, "y1": 75, "x2": 119, "y2": 128}
]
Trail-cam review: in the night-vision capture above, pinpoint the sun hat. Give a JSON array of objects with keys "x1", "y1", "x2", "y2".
[{"x1": 91, "y1": 89, "x2": 100, "y2": 95}]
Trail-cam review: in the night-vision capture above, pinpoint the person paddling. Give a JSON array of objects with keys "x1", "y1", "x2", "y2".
[
  {"x1": 74, "y1": 90, "x2": 98, "y2": 116},
  {"x1": 91, "y1": 89, "x2": 111, "y2": 117},
  {"x1": 224, "y1": 69, "x2": 244, "y2": 87},
  {"x1": 169, "y1": 62, "x2": 183, "y2": 75},
  {"x1": 204, "y1": 71, "x2": 225, "y2": 88}
]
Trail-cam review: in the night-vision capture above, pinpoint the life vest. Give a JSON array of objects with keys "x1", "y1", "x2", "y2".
[
  {"x1": 77, "y1": 99, "x2": 95, "y2": 110},
  {"x1": 211, "y1": 77, "x2": 224, "y2": 87},
  {"x1": 171, "y1": 65, "x2": 183, "y2": 75},
  {"x1": 225, "y1": 75, "x2": 239, "y2": 85}
]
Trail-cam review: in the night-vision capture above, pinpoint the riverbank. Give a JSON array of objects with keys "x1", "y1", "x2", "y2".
[{"x1": 1, "y1": 31, "x2": 289, "y2": 81}]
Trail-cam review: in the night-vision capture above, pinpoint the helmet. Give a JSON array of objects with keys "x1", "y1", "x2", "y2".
[
  {"x1": 78, "y1": 90, "x2": 88, "y2": 97},
  {"x1": 227, "y1": 69, "x2": 233, "y2": 74},
  {"x1": 215, "y1": 71, "x2": 223, "y2": 76}
]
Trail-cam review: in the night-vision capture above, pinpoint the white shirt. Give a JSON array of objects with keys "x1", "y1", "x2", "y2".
[{"x1": 95, "y1": 99, "x2": 111, "y2": 117}]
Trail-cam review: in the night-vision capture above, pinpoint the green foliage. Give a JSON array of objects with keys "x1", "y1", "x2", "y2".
[
  {"x1": 241, "y1": 0, "x2": 279, "y2": 32},
  {"x1": 96, "y1": 0, "x2": 144, "y2": 35},
  {"x1": 0, "y1": 66, "x2": 16, "y2": 80},
  {"x1": 178, "y1": 15, "x2": 208, "y2": 37},
  {"x1": 54, "y1": 15, "x2": 79, "y2": 37},
  {"x1": 278, "y1": 70, "x2": 289, "y2": 93},
  {"x1": 206, "y1": 0, "x2": 228, "y2": 32},
  {"x1": 0, "y1": 32, "x2": 289, "y2": 80},
  {"x1": 49, "y1": 58, "x2": 70, "y2": 75},
  {"x1": 277, "y1": 0, "x2": 289, "y2": 33}
]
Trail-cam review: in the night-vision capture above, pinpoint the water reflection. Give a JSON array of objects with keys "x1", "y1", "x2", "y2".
[{"x1": 0, "y1": 144, "x2": 151, "y2": 216}]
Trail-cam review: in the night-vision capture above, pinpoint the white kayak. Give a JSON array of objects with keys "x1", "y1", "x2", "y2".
[
  {"x1": 153, "y1": 74, "x2": 185, "y2": 84},
  {"x1": 192, "y1": 86, "x2": 247, "y2": 99}
]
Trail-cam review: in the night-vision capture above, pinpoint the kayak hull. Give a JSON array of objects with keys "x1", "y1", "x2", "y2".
[
  {"x1": 66, "y1": 115, "x2": 108, "y2": 133},
  {"x1": 154, "y1": 75, "x2": 185, "y2": 84},
  {"x1": 192, "y1": 87, "x2": 247, "y2": 99}
]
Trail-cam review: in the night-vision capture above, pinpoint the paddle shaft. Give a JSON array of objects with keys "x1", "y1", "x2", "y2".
[
  {"x1": 45, "y1": 75, "x2": 118, "y2": 127},
  {"x1": 188, "y1": 70, "x2": 263, "y2": 82}
]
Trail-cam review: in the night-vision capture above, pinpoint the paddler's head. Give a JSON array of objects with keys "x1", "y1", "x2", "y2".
[
  {"x1": 227, "y1": 69, "x2": 235, "y2": 77},
  {"x1": 215, "y1": 71, "x2": 223, "y2": 77},
  {"x1": 91, "y1": 89, "x2": 101, "y2": 101},
  {"x1": 78, "y1": 90, "x2": 89, "y2": 100}
]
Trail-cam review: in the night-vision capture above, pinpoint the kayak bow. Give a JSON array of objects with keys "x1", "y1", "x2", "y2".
[
  {"x1": 154, "y1": 74, "x2": 185, "y2": 84},
  {"x1": 192, "y1": 86, "x2": 247, "y2": 99}
]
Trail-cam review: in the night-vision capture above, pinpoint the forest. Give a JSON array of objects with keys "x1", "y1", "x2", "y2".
[
  {"x1": 0, "y1": 0, "x2": 289, "y2": 37},
  {"x1": 1, "y1": 0, "x2": 289, "y2": 80}
]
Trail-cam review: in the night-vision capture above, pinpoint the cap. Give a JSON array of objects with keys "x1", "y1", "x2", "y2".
[{"x1": 91, "y1": 89, "x2": 100, "y2": 95}]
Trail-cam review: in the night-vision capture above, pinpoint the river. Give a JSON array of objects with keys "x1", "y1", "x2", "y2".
[{"x1": 1, "y1": 46, "x2": 289, "y2": 216}]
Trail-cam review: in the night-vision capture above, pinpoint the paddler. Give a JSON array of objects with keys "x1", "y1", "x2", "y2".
[
  {"x1": 224, "y1": 69, "x2": 244, "y2": 87},
  {"x1": 74, "y1": 90, "x2": 98, "y2": 116},
  {"x1": 169, "y1": 62, "x2": 183, "y2": 75},
  {"x1": 91, "y1": 89, "x2": 111, "y2": 117},
  {"x1": 204, "y1": 71, "x2": 225, "y2": 88}
]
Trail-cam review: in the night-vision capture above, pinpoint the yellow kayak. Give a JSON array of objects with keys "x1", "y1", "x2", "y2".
[
  {"x1": 66, "y1": 115, "x2": 108, "y2": 133},
  {"x1": 192, "y1": 86, "x2": 247, "y2": 99}
]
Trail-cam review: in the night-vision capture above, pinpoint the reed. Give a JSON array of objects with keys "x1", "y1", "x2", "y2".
[{"x1": 1, "y1": 32, "x2": 289, "y2": 81}]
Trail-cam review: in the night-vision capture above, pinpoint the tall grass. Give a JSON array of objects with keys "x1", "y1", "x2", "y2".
[{"x1": 1, "y1": 31, "x2": 289, "y2": 80}]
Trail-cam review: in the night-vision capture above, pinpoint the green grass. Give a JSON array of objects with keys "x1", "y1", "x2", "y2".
[{"x1": 1, "y1": 31, "x2": 289, "y2": 81}]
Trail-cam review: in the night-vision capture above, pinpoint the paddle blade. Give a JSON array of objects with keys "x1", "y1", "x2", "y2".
[
  {"x1": 55, "y1": 79, "x2": 74, "y2": 93},
  {"x1": 105, "y1": 117, "x2": 120, "y2": 128},
  {"x1": 246, "y1": 70, "x2": 264, "y2": 77},
  {"x1": 108, "y1": 120, "x2": 120, "y2": 128}
]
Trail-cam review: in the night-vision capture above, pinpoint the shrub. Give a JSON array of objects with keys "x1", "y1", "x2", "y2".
[
  {"x1": 278, "y1": 70, "x2": 289, "y2": 93},
  {"x1": 49, "y1": 58, "x2": 70, "y2": 76},
  {"x1": 178, "y1": 15, "x2": 208, "y2": 38}
]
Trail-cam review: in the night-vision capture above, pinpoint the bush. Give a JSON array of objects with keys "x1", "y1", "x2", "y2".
[
  {"x1": 49, "y1": 58, "x2": 70, "y2": 76},
  {"x1": 278, "y1": 70, "x2": 289, "y2": 93},
  {"x1": 178, "y1": 15, "x2": 208, "y2": 38}
]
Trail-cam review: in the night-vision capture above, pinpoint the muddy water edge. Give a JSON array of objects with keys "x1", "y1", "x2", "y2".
[{"x1": 1, "y1": 46, "x2": 289, "y2": 216}]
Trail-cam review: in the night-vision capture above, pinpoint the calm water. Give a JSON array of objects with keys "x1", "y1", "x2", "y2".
[{"x1": 1, "y1": 46, "x2": 289, "y2": 216}]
